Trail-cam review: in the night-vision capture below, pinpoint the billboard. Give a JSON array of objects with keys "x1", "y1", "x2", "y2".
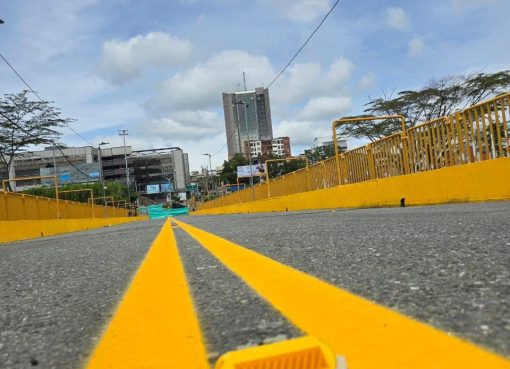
[
  {"x1": 146, "y1": 184, "x2": 160, "y2": 194},
  {"x1": 161, "y1": 182, "x2": 174, "y2": 192},
  {"x1": 237, "y1": 164, "x2": 266, "y2": 178},
  {"x1": 41, "y1": 163, "x2": 101, "y2": 185}
]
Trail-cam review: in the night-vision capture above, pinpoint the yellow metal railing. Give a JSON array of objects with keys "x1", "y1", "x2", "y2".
[
  {"x1": 199, "y1": 92, "x2": 510, "y2": 211},
  {"x1": 0, "y1": 191, "x2": 129, "y2": 221}
]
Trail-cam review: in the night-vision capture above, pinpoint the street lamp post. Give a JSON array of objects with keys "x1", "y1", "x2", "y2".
[
  {"x1": 233, "y1": 101, "x2": 255, "y2": 194},
  {"x1": 98, "y1": 142, "x2": 109, "y2": 200},
  {"x1": 118, "y1": 130, "x2": 131, "y2": 209},
  {"x1": 202, "y1": 153, "x2": 214, "y2": 195}
]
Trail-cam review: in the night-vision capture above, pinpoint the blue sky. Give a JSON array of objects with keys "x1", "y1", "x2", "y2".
[{"x1": 1, "y1": 0, "x2": 509, "y2": 170}]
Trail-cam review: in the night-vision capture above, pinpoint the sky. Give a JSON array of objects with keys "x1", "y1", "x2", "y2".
[{"x1": 0, "y1": 0, "x2": 509, "y2": 171}]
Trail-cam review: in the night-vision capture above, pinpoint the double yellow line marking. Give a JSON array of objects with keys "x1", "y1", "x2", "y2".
[
  {"x1": 85, "y1": 219, "x2": 510, "y2": 369},
  {"x1": 85, "y1": 220, "x2": 209, "y2": 369}
]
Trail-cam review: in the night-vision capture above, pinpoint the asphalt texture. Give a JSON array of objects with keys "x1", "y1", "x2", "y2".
[
  {"x1": 181, "y1": 202, "x2": 510, "y2": 357},
  {"x1": 173, "y1": 227, "x2": 301, "y2": 365},
  {"x1": 1, "y1": 202, "x2": 508, "y2": 369},
  {"x1": 0, "y1": 220, "x2": 164, "y2": 369}
]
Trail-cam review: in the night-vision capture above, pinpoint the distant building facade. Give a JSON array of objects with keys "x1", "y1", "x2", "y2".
[
  {"x1": 0, "y1": 145, "x2": 191, "y2": 197},
  {"x1": 243, "y1": 136, "x2": 291, "y2": 159},
  {"x1": 0, "y1": 145, "x2": 101, "y2": 191},
  {"x1": 222, "y1": 87, "x2": 273, "y2": 158},
  {"x1": 102, "y1": 147, "x2": 191, "y2": 197}
]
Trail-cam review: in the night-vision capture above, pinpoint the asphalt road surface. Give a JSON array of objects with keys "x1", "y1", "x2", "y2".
[{"x1": 1, "y1": 202, "x2": 509, "y2": 368}]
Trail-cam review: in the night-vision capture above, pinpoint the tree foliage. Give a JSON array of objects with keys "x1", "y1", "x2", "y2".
[
  {"x1": 339, "y1": 70, "x2": 510, "y2": 140},
  {"x1": 219, "y1": 154, "x2": 248, "y2": 184},
  {"x1": 22, "y1": 181, "x2": 131, "y2": 204},
  {"x1": 0, "y1": 91, "x2": 73, "y2": 187},
  {"x1": 303, "y1": 142, "x2": 337, "y2": 164}
]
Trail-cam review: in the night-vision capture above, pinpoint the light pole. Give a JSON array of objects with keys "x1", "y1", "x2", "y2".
[
  {"x1": 233, "y1": 101, "x2": 255, "y2": 192},
  {"x1": 202, "y1": 153, "x2": 214, "y2": 195},
  {"x1": 98, "y1": 142, "x2": 109, "y2": 200},
  {"x1": 118, "y1": 129, "x2": 131, "y2": 208},
  {"x1": 233, "y1": 98, "x2": 243, "y2": 154}
]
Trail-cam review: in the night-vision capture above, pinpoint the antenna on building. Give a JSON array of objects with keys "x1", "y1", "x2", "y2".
[
  {"x1": 237, "y1": 82, "x2": 241, "y2": 92},
  {"x1": 243, "y1": 71, "x2": 247, "y2": 91}
]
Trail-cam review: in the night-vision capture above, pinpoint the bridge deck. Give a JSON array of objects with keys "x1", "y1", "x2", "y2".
[{"x1": 0, "y1": 202, "x2": 509, "y2": 368}]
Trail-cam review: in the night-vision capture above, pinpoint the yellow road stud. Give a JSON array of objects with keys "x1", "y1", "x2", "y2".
[{"x1": 214, "y1": 336, "x2": 341, "y2": 369}]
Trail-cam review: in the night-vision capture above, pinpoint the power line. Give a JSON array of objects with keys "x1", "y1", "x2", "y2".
[
  {"x1": 0, "y1": 52, "x2": 95, "y2": 146},
  {"x1": 266, "y1": 0, "x2": 340, "y2": 89},
  {"x1": 214, "y1": 1, "x2": 340, "y2": 157}
]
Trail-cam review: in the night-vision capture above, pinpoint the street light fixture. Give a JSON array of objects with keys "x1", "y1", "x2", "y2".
[
  {"x1": 98, "y1": 142, "x2": 109, "y2": 200},
  {"x1": 232, "y1": 100, "x2": 255, "y2": 199},
  {"x1": 118, "y1": 130, "x2": 131, "y2": 209},
  {"x1": 202, "y1": 153, "x2": 214, "y2": 196}
]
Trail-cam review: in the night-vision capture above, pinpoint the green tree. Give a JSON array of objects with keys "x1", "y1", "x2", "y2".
[
  {"x1": 0, "y1": 91, "x2": 73, "y2": 189},
  {"x1": 219, "y1": 154, "x2": 248, "y2": 184},
  {"x1": 304, "y1": 142, "x2": 337, "y2": 164},
  {"x1": 265, "y1": 158, "x2": 307, "y2": 180},
  {"x1": 338, "y1": 71, "x2": 510, "y2": 140},
  {"x1": 23, "y1": 181, "x2": 132, "y2": 204}
]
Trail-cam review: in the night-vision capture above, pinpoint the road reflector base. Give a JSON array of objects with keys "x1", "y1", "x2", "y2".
[{"x1": 214, "y1": 336, "x2": 338, "y2": 369}]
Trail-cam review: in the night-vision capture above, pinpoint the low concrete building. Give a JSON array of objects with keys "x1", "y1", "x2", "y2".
[
  {"x1": 0, "y1": 145, "x2": 101, "y2": 191},
  {"x1": 243, "y1": 136, "x2": 292, "y2": 159}
]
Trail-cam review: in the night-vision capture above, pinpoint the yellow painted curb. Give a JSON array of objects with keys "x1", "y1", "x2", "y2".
[
  {"x1": 194, "y1": 158, "x2": 510, "y2": 215},
  {"x1": 0, "y1": 217, "x2": 148, "y2": 244},
  {"x1": 174, "y1": 218, "x2": 510, "y2": 369}
]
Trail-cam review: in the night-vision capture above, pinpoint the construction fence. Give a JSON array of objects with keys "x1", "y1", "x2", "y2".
[
  {"x1": 200, "y1": 92, "x2": 510, "y2": 210},
  {"x1": 0, "y1": 191, "x2": 128, "y2": 221}
]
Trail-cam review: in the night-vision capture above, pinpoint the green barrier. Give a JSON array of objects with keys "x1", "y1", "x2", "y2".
[{"x1": 139, "y1": 204, "x2": 189, "y2": 219}]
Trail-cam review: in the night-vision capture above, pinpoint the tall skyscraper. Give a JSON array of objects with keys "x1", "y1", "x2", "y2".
[{"x1": 222, "y1": 87, "x2": 273, "y2": 158}]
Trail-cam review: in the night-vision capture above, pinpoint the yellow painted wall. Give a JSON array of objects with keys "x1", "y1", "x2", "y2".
[
  {"x1": 193, "y1": 158, "x2": 510, "y2": 215},
  {"x1": 0, "y1": 217, "x2": 148, "y2": 244}
]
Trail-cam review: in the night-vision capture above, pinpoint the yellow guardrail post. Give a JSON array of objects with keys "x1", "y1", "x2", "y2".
[
  {"x1": 265, "y1": 156, "x2": 309, "y2": 198},
  {"x1": 366, "y1": 144, "x2": 376, "y2": 179},
  {"x1": 2, "y1": 175, "x2": 60, "y2": 219},
  {"x1": 332, "y1": 115, "x2": 407, "y2": 183},
  {"x1": 399, "y1": 116, "x2": 410, "y2": 174},
  {"x1": 60, "y1": 189, "x2": 95, "y2": 219}
]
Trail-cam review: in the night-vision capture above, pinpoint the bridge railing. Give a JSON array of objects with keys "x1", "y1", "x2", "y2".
[
  {"x1": 199, "y1": 92, "x2": 510, "y2": 211},
  {"x1": 0, "y1": 191, "x2": 128, "y2": 221}
]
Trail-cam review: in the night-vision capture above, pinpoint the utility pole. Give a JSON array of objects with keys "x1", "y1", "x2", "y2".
[
  {"x1": 98, "y1": 142, "x2": 109, "y2": 201},
  {"x1": 243, "y1": 103, "x2": 254, "y2": 188},
  {"x1": 118, "y1": 130, "x2": 131, "y2": 208},
  {"x1": 202, "y1": 153, "x2": 214, "y2": 195},
  {"x1": 233, "y1": 97, "x2": 242, "y2": 154},
  {"x1": 52, "y1": 144, "x2": 58, "y2": 177}
]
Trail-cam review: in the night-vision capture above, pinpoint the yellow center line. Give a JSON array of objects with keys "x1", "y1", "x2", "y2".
[
  {"x1": 84, "y1": 219, "x2": 209, "y2": 369},
  {"x1": 173, "y1": 218, "x2": 510, "y2": 369}
]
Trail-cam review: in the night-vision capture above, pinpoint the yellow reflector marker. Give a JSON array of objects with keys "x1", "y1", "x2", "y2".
[
  {"x1": 173, "y1": 218, "x2": 510, "y2": 369},
  {"x1": 214, "y1": 336, "x2": 337, "y2": 369},
  {"x1": 84, "y1": 220, "x2": 209, "y2": 369}
]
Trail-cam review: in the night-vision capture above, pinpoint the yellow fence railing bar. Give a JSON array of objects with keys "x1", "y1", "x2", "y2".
[
  {"x1": 198, "y1": 92, "x2": 510, "y2": 211},
  {"x1": 0, "y1": 191, "x2": 128, "y2": 221}
]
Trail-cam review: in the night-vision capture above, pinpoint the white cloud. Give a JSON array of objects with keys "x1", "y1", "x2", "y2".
[
  {"x1": 275, "y1": 120, "x2": 332, "y2": 146},
  {"x1": 408, "y1": 36, "x2": 425, "y2": 57},
  {"x1": 385, "y1": 7, "x2": 410, "y2": 31},
  {"x1": 148, "y1": 50, "x2": 274, "y2": 112},
  {"x1": 299, "y1": 96, "x2": 352, "y2": 120},
  {"x1": 96, "y1": 32, "x2": 192, "y2": 85},
  {"x1": 284, "y1": 0, "x2": 331, "y2": 22},
  {"x1": 357, "y1": 73, "x2": 376, "y2": 91},
  {"x1": 271, "y1": 58, "x2": 353, "y2": 107},
  {"x1": 136, "y1": 110, "x2": 224, "y2": 141}
]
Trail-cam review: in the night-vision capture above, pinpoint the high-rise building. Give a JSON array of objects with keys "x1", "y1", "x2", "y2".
[
  {"x1": 243, "y1": 137, "x2": 292, "y2": 159},
  {"x1": 222, "y1": 87, "x2": 273, "y2": 158}
]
